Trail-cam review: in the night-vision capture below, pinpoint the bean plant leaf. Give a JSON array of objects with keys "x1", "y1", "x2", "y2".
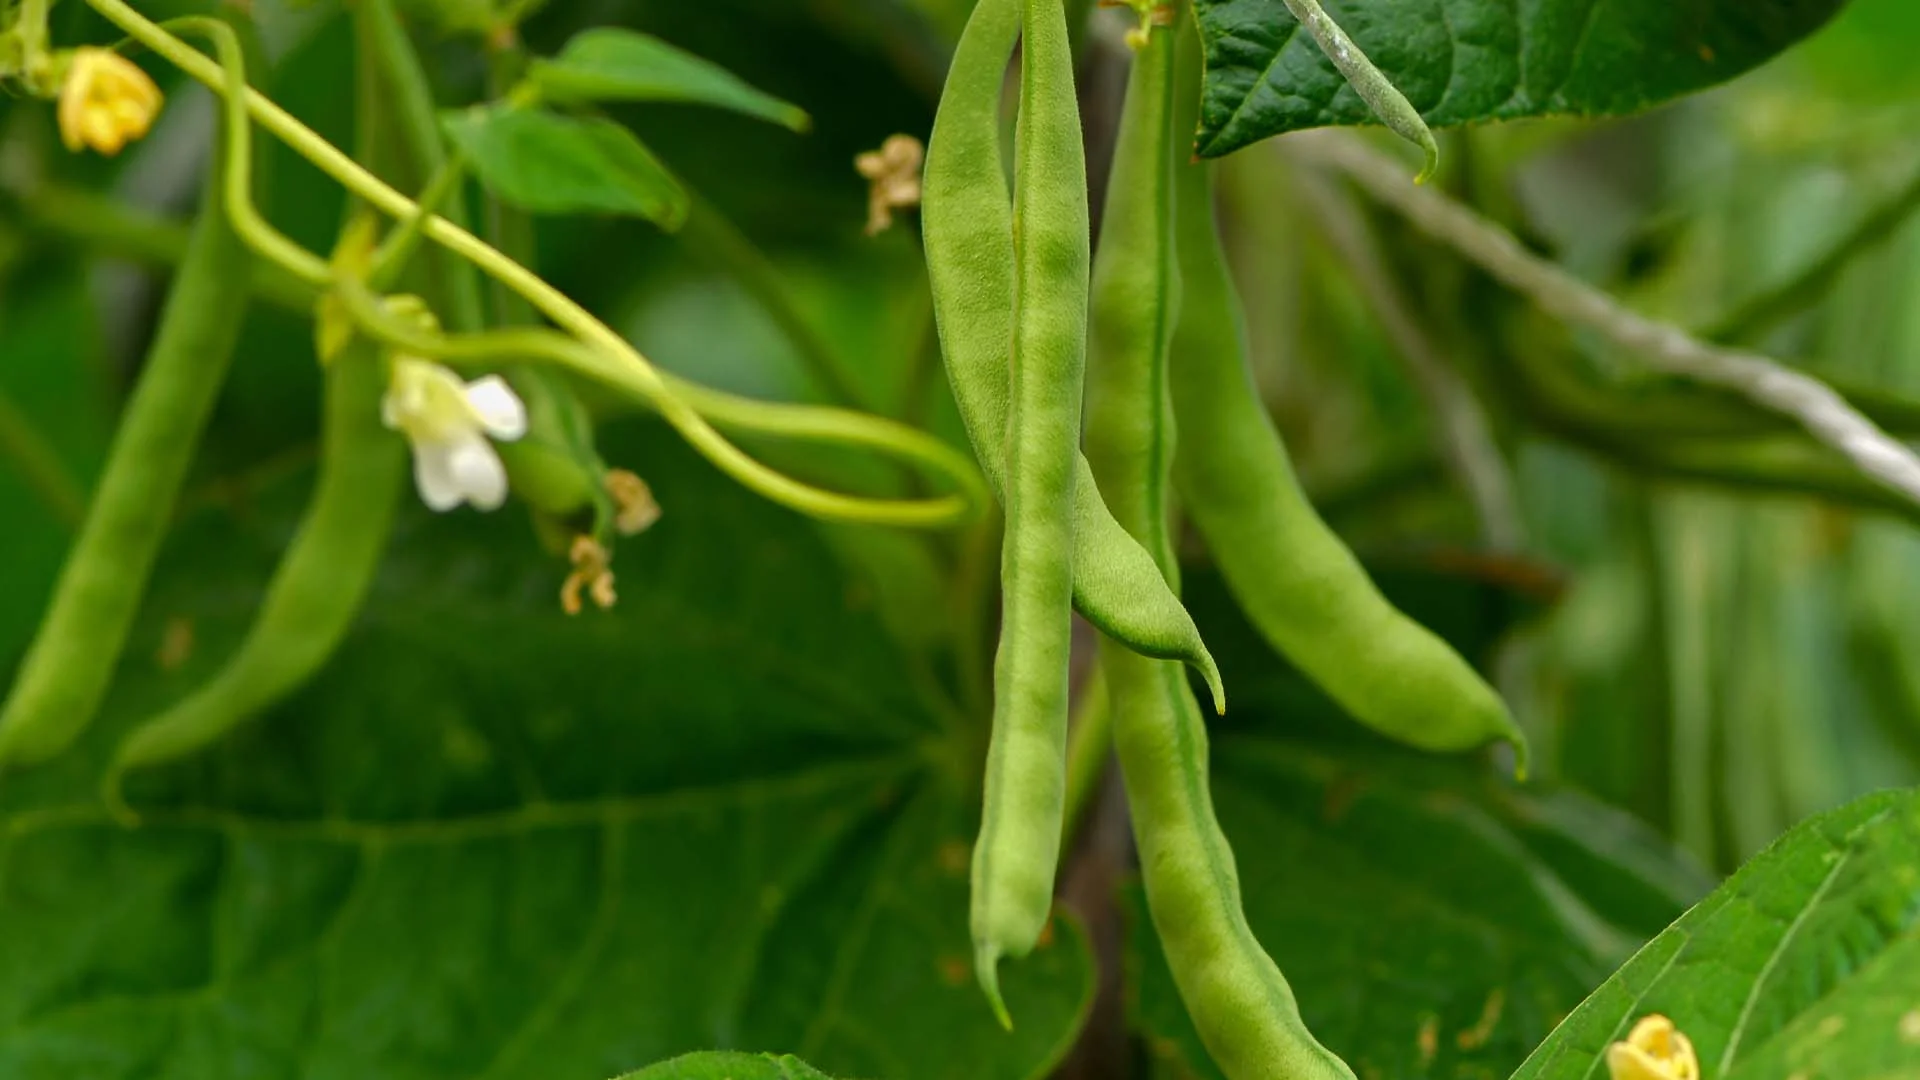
[
  {"x1": 1192, "y1": 0, "x2": 1851, "y2": 157},
  {"x1": 1511, "y1": 788, "x2": 1920, "y2": 1080},
  {"x1": 0, "y1": 422, "x2": 1092, "y2": 1080},
  {"x1": 531, "y1": 28, "x2": 811, "y2": 132},
  {"x1": 0, "y1": 268, "x2": 109, "y2": 663},
  {"x1": 1129, "y1": 571, "x2": 1715, "y2": 1080},
  {"x1": 618, "y1": 1050, "x2": 838, "y2": 1079},
  {"x1": 441, "y1": 107, "x2": 691, "y2": 227}
]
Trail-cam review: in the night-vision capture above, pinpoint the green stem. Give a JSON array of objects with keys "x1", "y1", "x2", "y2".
[
  {"x1": 366, "y1": 152, "x2": 470, "y2": 291},
  {"x1": 1702, "y1": 163, "x2": 1920, "y2": 346},
  {"x1": 677, "y1": 197, "x2": 871, "y2": 411},
  {"x1": 112, "y1": 4, "x2": 979, "y2": 529},
  {"x1": 0, "y1": 181, "x2": 314, "y2": 310},
  {"x1": 481, "y1": 37, "x2": 541, "y2": 329},
  {"x1": 356, "y1": 0, "x2": 487, "y2": 332},
  {"x1": 96, "y1": 0, "x2": 670, "y2": 395},
  {"x1": 331, "y1": 279, "x2": 986, "y2": 526},
  {"x1": 1498, "y1": 336, "x2": 1920, "y2": 525},
  {"x1": 1058, "y1": 669, "x2": 1112, "y2": 851},
  {"x1": 0, "y1": 388, "x2": 86, "y2": 527}
]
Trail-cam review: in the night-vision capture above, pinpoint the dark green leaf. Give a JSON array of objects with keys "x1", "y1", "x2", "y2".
[
  {"x1": 441, "y1": 107, "x2": 690, "y2": 227},
  {"x1": 1512, "y1": 788, "x2": 1920, "y2": 1080},
  {"x1": 532, "y1": 29, "x2": 811, "y2": 132},
  {"x1": 1193, "y1": 0, "x2": 1849, "y2": 157},
  {"x1": 0, "y1": 422, "x2": 1091, "y2": 1080},
  {"x1": 0, "y1": 267, "x2": 109, "y2": 662},
  {"x1": 618, "y1": 1050, "x2": 839, "y2": 1078}
]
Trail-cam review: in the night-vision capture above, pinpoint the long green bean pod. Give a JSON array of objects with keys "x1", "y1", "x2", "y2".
[
  {"x1": 104, "y1": 24, "x2": 415, "y2": 804},
  {"x1": 105, "y1": 335, "x2": 405, "y2": 801},
  {"x1": 1091, "y1": 17, "x2": 1355, "y2": 1079},
  {"x1": 923, "y1": 0, "x2": 1224, "y2": 712},
  {"x1": 967, "y1": 0, "x2": 1088, "y2": 1027},
  {"x1": 1085, "y1": 14, "x2": 1180, "y2": 556},
  {"x1": 0, "y1": 142, "x2": 251, "y2": 769},
  {"x1": 1167, "y1": 24, "x2": 1526, "y2": 771}
]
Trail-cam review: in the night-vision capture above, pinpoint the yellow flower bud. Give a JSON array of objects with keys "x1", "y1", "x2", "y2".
[
  {"x1": 1606, "y1": 1015, "x2": 1699, "y2": 1080},
  {"x1": 58, "y1": 47, "x2": 163, "y2": 156}
]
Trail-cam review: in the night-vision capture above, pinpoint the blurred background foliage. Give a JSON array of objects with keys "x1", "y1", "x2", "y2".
[{"x1": 1, "y1": 0, "x2": 1918, "y2": 1074}]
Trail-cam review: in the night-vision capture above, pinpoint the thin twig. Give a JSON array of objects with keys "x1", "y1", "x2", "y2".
[
  {"x1": 0, "y1": 389, "x2": 86, "y2": 529},
  {"x1": 1293, "y1": 165, "x2": 1525, "y2": 550},
  {"x1": 1292, "y1": 130, "x2": 1920, "y2": 509},
  {"x1": 1701, "y1": 161, "x2": 1920, "y2": 346}
]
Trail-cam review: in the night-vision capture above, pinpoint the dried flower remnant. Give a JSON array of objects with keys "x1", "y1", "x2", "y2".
[
  {"x1": 856, "y1": 134, "x2": 925, "y2": 236},
  {"x1": 562, "y1": 535, "x2": 617, "y2": 615},
  {"x1": 606, "y1": 468, "x2": 662, "y2": 536}
]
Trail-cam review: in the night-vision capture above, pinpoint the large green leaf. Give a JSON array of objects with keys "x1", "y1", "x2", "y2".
[
  {"x1": 531, "y1": 28, "x2": 811, "y2": 133},
  {"x1": 620, "y1": 1051, "x2": 837, "y2": 1079},
  {"x1": 0, "y1": 422, "x2": 1090, "y2": 1079},
  {"x1": 0, "y1": 266, "x2": 109, "y2": 663},
  {"x1": 1192, "y1": 0, "x2": 1850, "y2": 157},
  {"x1": 442, "y1": 107, "x2": 691, "y2": 227},
  {"x1": 1128, "y1": 572, "x2": 1713, "y2": 1080},
  {"x1": 1512, "y1": 788, "x2": 1920, "y2": 1080}
]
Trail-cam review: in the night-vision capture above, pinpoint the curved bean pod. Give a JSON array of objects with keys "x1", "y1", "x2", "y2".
[
  {"x1": 1277, "y1": 0, "x2": 1438, "y2": 182},
  {"x1": 922, "y1": 0, "x2": 1225, "y2": 711},
  {"x1": 1168, "y1": 20, "x2": 1526, "y2": 771},
  {"x1": 0, "y1": 144, "x2": 251, "y2": 769},
  {"x1": 1092, "y1": 18, "x2": 1356, "y2": 1079},
  {"x1": 105, "y1": 337, "x2": 406, "y2": 805},
  {"x1": 968, "y1": 0, "x2": 1087, "y2": 1025}
]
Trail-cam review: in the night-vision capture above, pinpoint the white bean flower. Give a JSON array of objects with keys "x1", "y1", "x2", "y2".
[{"x1": 381, "y1": 358, "x2": 527, "y2": 512}]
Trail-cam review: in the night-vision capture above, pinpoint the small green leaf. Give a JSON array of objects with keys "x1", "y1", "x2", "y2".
[
  {"x1": 531, "y1": 29, "x2": 811, "y2": 133},
  {"x1": 441, "y1": 107, "x2": 690, "y2": 227},
  {"x1": 618, "y1": 1051, "x2": 838, "y2": 1079},
  {"x1": 1512, "y1": 788, "x2": 1920, "y2": 1080},
  {"x1": 1194, "y1": 0, "x2": 1850, "y2": 158}
]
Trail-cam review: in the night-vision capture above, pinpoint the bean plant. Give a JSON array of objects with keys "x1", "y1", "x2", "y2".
[{"x1": 0, "y1": 0, "x2": 1914, "y2": 1077}]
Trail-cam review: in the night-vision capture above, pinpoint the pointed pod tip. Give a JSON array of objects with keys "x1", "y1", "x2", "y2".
[
  {"x1": 1507, "y1": 729, "x2": 1532, "y2": 783},
  {"x1": 1413, "y1": 139, "x2": 1440, "y2": 186},
  {"x1": 975, "y1": 942, "x2": 1014, "y2": 1030},
  {"x1": 101, "y1": 763, "x2": 142, "y2": 828},
  {"x1": 1196, "y1": 656, "x2": 1227, "y2": 716}
]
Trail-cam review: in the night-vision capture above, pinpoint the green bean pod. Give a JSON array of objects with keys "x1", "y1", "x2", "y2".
[
  {"x1": 1277, "y1": 0, "x2": 1438, "y2": 182},
  {"x1": 105, "y1": 337, "x2": 406, "y2": 800},
  {"x1": 923, "y1": 0, "x2": 1224, "y2": 712},
  {"x1": 1091, "y1": 19, "x2": 1356, "y2": 1080},
  {"x1": 1085, "y1": 15, "x2": 1180, "y2": 562},
  {"x1": 1167, "y1": 27, "x2": 1526, "y2": 772},
  {"x1": 968, "y1": 0, "x2": 1088, "y2": 1026},
  {"x1": 0, "y1": 155, "x2": 251, "y2": 769},
  {"x1": 495, "y1": 370, "x2": 609, "y2": 525}
]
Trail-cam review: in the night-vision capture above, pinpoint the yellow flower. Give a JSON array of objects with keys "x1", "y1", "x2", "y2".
[
  {"x1": 1606, "y1": 1015, "x2": 1699, "y2": 1080},
  {"x1": 58, "y1": 47, "x2": 163, "y2": 156}
]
